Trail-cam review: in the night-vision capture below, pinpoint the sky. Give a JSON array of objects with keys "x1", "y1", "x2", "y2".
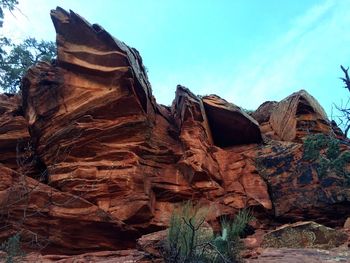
[{"x1": 2, "y1": 0, "x2": 350, "y2": 120}]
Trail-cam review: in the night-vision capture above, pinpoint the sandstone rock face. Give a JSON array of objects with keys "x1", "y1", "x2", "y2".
[
  {"x1": 202, "y1": 95, "x2": 262, "y2": 147},
  {"x1": 344, "y1": 218, "x2": 350, "y2": 229},
  {"x1": 0, "y1": 94, "x2": 30, "y2": 170},
  {"x1": 256, "y1": 90, "x2": 345, "y2": 142},
  {"x1": 19, "y1": 250, "x2": 151, "y2": 263},
  {"x1": 255, "y1": 139, "x2": 350, "y2": 226},
  {"x1": 269, "y1": 90, "x2": 333, "y2": 142},
  {"x1": 246, "y1": 248, "x2": 350, "y2": 263},
  {"x1": 13, "y1": 7, "x2": 271, "y2": 253},
  {"x1": 0, "y1": 6, "x2": 348, "y2": 258},
  {"x1": 252, "y1": 101, "x2": 277, "y2": 124},
  {"x1": 262, "y1": 221, "x2": 348, "y2": 249},
  {"x1": 0, "y1": 165, "x2": 137, "y2": 254}
]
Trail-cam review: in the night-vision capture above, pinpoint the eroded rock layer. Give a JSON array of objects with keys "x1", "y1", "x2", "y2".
[
  {"x1": 0, "y1": 6, "x2": 349, "y2": 257},
  {"x1": 0, "y1": 94, "x2": 30, "y2": 170}
]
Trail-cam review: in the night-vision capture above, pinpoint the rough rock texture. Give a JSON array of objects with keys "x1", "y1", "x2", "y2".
[
  {"x1": 344, "y1": 218, "x2": 350, "y2": 229},
  {"x1": 251, "y1": 101, "x2": 277, "y2": 124},
  {"x1": 5, "y1": 7, "x2": 272, "y2": 253},
  {"x1": 0, "y1": 94, "x2": 30, "y2": 170},
  {"x1": 15, "y1": 250, "x2": 151, "y2": 263},
  {"x1": 0, "y1": 165, "x2": 137, "y2": 254},
  {"x1": 255, "y1": 140, "x2": 350, "y2": 226},
  {"x1": 246, "y1": 248, "x2": 350, "y2": 263},
  {"x1": 202, "y1": 95, "x2": 262, "y2": 147},
  {"x1": 0, "y1": 6, "x2": 349, "y2": 259},
  {"x1": 261, "y1": 221, "x2": 348, "y2": 249},
  {"x1": 256, "y1": 90, "x2": 346, "y2": 142},
  {"x1": 269, "y1": 90, "x2": 332, "y2": 142}
]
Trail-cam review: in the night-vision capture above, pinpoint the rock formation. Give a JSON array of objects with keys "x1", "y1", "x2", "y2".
[
  {"x1": 261, "y1": 221, "x2": 348, "y2": 249},
  {"x1": 0, "y1": 6, "x2": 349, "y2": 261}
]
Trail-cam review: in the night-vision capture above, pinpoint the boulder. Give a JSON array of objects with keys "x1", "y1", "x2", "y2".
[
  {"x1": 261, "y1": 221, "x2": 348, "y2": 249},
  {"x1": 252, "y1": 101, "x2": 277, "y2": 124},
  {"x1": 269, "y1": 90, "x2": 335, "y2": 142},
  {"x1": 246, "y1": 248, "x2": 350, "y2": 263}
]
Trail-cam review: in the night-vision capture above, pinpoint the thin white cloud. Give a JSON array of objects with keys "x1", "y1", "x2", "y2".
[
  {"x1": 1, "y1": 1, "x2": 56, "y2": 42},
  {"x1": 224, "y1": 0, "x2": 350, "y2": 112}
]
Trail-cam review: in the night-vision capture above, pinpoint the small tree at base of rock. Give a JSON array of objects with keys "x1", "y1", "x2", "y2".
[{"x1": 165, "y1": 201, "x2": 254, "y2": 263}]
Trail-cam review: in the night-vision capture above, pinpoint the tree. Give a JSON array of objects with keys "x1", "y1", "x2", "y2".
[
  {"x1": 0, "y1": 0, "x2": 18, "y2": 28},
  {"x1": 0, "y1": 38, "x2": 56, "y2": 93},
  {"x1": 0, "y1": 0, "x2": 56, "y2": 93},
  {"x1": 336, "y1": 65, "x2": 350, "y2": 137}
]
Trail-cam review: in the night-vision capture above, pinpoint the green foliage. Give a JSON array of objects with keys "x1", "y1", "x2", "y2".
[
  {"x1": 303, "y1": 134, "x2": 329, "y2": 161},
  {"x1": 0, "y1": 233, "x2": 25, "y2": 263},
  {"x1": 0, "y1": 0, "x2": 18, "y2": 28},
  {"x1": 165, "y1": 201, "x2": 253, "y2": 263},
  {"x1": 0, "y1": 37, "x2": 56, "y2": 93},
  {"x1": 302, "y1": 134, "x2": 350, "y2": 183},
  {"x1": 213, "y1": 210, "x2": 254, "y2": 262},
  {"x1": 166, "y1": 201, "x2": 210, "y2": 262}
]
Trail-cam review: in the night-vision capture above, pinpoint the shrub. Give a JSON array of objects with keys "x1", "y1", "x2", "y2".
[
  {"x1": 302, "y1": 134, "x2": 350, "y2": 183},
  {"x1": 165, "y1": 201, "x2": 253, "y2": 263},
  {"x1": 213, "y1": 209, "x2": 254, "y2": 262},
  {"x1": 166, "y1": 201, "x2": 210, "y2": 262},
  {"x1": 0, "y1": 233, "x2": 25, "y2": 263}
]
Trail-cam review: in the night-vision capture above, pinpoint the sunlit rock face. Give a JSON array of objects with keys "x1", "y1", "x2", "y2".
[
  {"x1": 0, "y1": 6, "x2": 349, "y2": 256},
  {"x1": 256, "y1": 90, "x2": 345, "y2": 142}
]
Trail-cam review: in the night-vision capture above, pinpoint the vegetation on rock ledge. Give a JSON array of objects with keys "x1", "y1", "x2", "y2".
[{"x1": 302, "y1": 133, "x2": 350, "y2": 184}]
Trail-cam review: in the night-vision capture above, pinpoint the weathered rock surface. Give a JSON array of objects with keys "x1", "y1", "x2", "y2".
[
  {"x1": 246, "y1": 248, "x2": 350, "y2": 263},
  {"x1": 9, "y1": 7, "x2": 272, "y2": 253},
  {"x1": 0, "y1": 165, "x2": 137, "y2": 254},
  {"x1": 255, "y1": 140, "x2": 350, "y2": 225},
  {"x1": 14, "y1": 250, "x2": 151, "y2": 263},
  {"x1": 256, "y1": 90, "x2": 346, "y2": 141},
  {"x1": 344, "y1": 217, "x2": 350, "y2": 229},
  {"x1": 0, "y1": 94, "x2": 30, "y2": 170},
  {"x1": 269, "y1": 90, "x2": 332, "y2": 142},
  {"x1": 202, "y1": 95, "x2": 262, "y2": 147},
  {"x1": 261, "y1": 221, "x2": 348, "y2": 249},
  {"x1": 251, "y1": 101, "x2": 277, "y2": 124},
  {"x1": 0, "y1": 6, "x2": 349, "y2": 259}
]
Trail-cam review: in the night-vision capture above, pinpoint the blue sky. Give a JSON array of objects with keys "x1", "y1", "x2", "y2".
[{"x1": 2, "y1": 0, "x2": 350, "y2": 120}]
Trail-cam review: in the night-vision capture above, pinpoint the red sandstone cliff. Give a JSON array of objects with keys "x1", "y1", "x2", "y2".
[{"x1": 0, "y1": 7, "x2": 349, "y2": 261}]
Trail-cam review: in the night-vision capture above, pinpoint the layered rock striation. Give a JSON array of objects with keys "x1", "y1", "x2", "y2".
[{"x1": 0, "y1": 7, "x2": 349, "y2": 256}]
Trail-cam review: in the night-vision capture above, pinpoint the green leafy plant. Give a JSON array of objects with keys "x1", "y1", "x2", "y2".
[
  {"x1": 165, "y1": 201, "x2": 253, "y2": 263},
  {"x1": 0, "y1": 233, "x2": 25, "y2": 263},
  {"x1": 213, "y1": 209, "x2": 254, "y2": 262},
  {"x1": 166, "y1": 201, "x2": 210, "y2": 262},
  {"x1": 302, "y1": 134, "x2": 350, "y2": 183},
  {"x1": 0, "y1": 0, "x2": 18, "y2": 28},
  {"x1": 0, "y1": 37, "x2": 56, "y2": 93}
]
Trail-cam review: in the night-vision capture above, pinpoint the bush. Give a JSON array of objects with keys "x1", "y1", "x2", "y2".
[
  {"x1": 166, "y1": 201, "x2": 210, "y2": 262},
  {"x1": 165, "y1": 201, "x2": 253, "y2": 263},
  {"x1": 213, "y1": 209, "x2": 254, "y2": 262},
  {"x1": 302, "y1": 134, "x2": 350, "y2": 183},
  {"x1": 0, "y1": 233, "x2": 25, "y2": 263}
]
